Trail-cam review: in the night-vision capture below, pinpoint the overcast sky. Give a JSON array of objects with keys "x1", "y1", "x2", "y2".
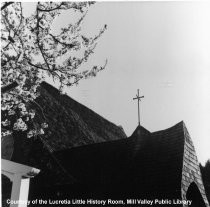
[{"x1": 24, "y1": 2, "x2": 210, "y2": 164}]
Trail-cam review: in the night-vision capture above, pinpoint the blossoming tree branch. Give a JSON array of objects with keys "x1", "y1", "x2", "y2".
[{"x1": 1, "y1": 2, "x2": 107, "y2": 138}]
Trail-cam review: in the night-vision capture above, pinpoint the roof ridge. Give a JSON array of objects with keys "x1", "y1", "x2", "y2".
[
  {"x1": 151, "y1": 121, "x2": 185, "y2": 135},
  {"x1": 40, "y1": 81, "x2": 127, "y2": 138}
]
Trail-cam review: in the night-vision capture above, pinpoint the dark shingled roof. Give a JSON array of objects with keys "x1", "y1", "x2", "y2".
[
  {"x1": 35, "y1": 81, "x2": 127, "y2": 150},
  {"x1": 32, "y1": 121, "x2": 185, "y2": 200},
  {"x1": 8, "y1": 81, "x2": 127, "y2": 188}
]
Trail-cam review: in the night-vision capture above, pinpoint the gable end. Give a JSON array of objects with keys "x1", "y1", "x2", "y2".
[{"x1": 181, "y1": 123, "x2": 209, "y2": 207}]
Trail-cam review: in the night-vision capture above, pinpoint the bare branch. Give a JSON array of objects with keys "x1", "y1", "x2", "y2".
[
  {"x1": 35, "y1": 5, "x2": 52, "y2": 72},
  {"x1": 37, "y1": 2, "x2": 65, "y2": 12},
  {"x1": 1, "y1": 2, "x2": 13, "y2": 10},
  {"x1": 49, "y1": 33, "x2": 76, "y2": 49},
  {"x1": 27, "y1": 61, "x2": 47, "y2": 70},
  {"x1": 28, "y1": 61, "x2": 61, "y2": 80},
  {"x1": 2, "y1": 3, "x2": 23, "y2": 50}
]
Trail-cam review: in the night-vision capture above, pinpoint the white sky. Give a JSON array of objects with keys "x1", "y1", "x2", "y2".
[{"x1": 24, "y1": 2, "x2": 210, "y2": 165}]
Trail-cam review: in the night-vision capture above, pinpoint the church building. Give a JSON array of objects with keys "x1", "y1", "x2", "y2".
[{"x1": 2, "y1": 82, "x2": 209, "y2": 207}]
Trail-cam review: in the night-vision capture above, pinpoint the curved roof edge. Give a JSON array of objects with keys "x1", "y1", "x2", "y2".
[{"x1": 130, "y1": 120, "x2": 186, "y2": 138}]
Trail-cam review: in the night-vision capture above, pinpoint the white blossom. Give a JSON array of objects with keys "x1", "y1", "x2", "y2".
[
  {"x1": 41, "y1": 123, "x2": 48, "y2": 128},
  {"x1": 1, "y1": 2, "x2": 106, "y2": 138},
  {"x1": 27, "y1": 130, "x2": 35, "y2": 138},
  {"x1": 13, "y1": 118, "x2": 27, "y2": 131},
  {"x1": 2, "y1": 119, "x2": 11, "y2": 126},
  {"x1": 8, "y1": 110, "x2": 15, "y2": 116}
]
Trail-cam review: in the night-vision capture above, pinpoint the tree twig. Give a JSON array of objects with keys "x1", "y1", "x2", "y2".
[
  {"x1": 37, "y1": 2, "x2": 64, "y2": 12},
  {"x1": 1, "y1": 2, "x2": 14, "y2": 11}
]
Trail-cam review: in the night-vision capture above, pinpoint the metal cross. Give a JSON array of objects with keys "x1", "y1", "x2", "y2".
[{"x1": 133, "y1": 89, "x2": 144, "y2": 126}]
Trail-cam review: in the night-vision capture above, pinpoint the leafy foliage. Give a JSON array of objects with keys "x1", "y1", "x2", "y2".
[{"x1": 1, "y1": 2, "x2": 107, "y2": 138}]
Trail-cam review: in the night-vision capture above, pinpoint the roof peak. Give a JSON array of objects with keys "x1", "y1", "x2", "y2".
[{"x1": 131, "y1": 125, "x2": 151, "y2": 137}]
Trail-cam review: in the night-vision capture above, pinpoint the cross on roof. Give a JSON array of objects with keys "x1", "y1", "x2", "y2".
[{"x1": 133, "y1": 89, "x2": 144, "y2": 126}]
